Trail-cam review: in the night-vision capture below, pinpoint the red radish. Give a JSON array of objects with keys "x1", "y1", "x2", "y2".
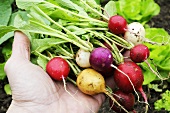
[
  {"x1": 108, "y1": 15, "x2": 127, "y2": 34},
  {"x1": 130, "y1": 44, "x2": 167, "y2": 82},
  {"x1": 110, "y1": 90, "x2": 135, "y2": 113},
  {"x1": 124, "y1": 22, "x2": 145, "y2": 45},
  {"x1": 130, "y1": 44, "x2": 150, "y2": 63},
  {"x1": 113, "y1": 61, "x2": 148, "y2": 106},
  {"x1": 46, "y1": 57, "x2": 70, "y2": 81},
  {"x1": 89, "y1": 47, "x2": 113, "y2": 73},
  {"x1": 113, "y1": 61, "x2": 144, "y2": 93}
]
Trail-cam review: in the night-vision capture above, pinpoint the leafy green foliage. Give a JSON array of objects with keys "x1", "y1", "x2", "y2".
[
  {"x1": 141, "y1": 28, "x2": 170, "y2": 85},
  {"x1": 154, "y1": 90, "x2": 170, "y2": 111},
  {"x1": 4, "y1": 84, "x2": 12, "y2": 95},
  {"x1": 0, "y1": 0, "x2": 13, "y2": 25},
  {"x1": 103, "y1": 1, "x2": 117, "y2": 17},
  {"x1": 114, "y1": 0, "x2": 160, "y2": 24},
  {"x1": 0, "y1": 63, "x2": 6, "y2": 80}
]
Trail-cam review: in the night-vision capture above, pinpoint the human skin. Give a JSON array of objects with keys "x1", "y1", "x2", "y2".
[{"x1": 4, "y1": 31, "x2": 115, "y2": 113}]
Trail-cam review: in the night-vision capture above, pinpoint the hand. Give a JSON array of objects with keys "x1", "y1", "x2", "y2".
[{"x1": 4, "y1": 31, "x2": 115, "y2": 113}]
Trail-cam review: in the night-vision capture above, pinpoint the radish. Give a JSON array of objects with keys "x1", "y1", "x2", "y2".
[
  {"x1": 76, "y1": 68, "x2": 129, "y2": 113},
  {"x1": 108, "y1": 15, "x2": 128, "y2": 34},
  {"x1": 130, "y1": 44, "x2": 150, "y2": 63},
  {"x1": 89, "y1": 47, "x2": 113, "y2": 73},
  {"x1": 113, "y1": 61, "x2": 148, "y2": 108},
  {"x1": 113, "y1": 61, "x2": 144, "y2": 93},
  {"x1": 75, "y1": 49, "x2": 91, "y2": 68},
  {"x1": 76, "y1": 68, "x2": 105, "y2": 95},
  {"x1": 46, "y1": 57, "x2": 70, "y2": 81},
  {"x1": 130, "y1": 44, "x2": 168, "y2": 81},
  {"x1": 124, "y1": 22, "x2": 145, "y2": 45},
  {"x1": 110, "y1": 90, "x2": 135, "y2": 113}
]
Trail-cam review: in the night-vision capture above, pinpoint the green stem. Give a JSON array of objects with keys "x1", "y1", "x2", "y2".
[
  {"x1": 33, "y1": 5, "x2": 92, "y2": 51},
  {"x1": 24, "y1": 20, "x2": 89, "y2": 51},
  {"x1": 55, "y1": 45, "x2": 74, "y2": 59},
  {"x1": 106, "y1": 31, "x2": 134, "y2": 49},
  {"x1": 34, "y1": 51, "x2": 51, "y2": 61},
  {"x1": 85, "y1": 28, "x2": 108, "y2": 31},
  {"x1": 43, "y1": 1, "x2": 107, "y2": 26},
  {"x1": 67, "y1": 60, "x2": 81, "y2": 76},
  {"x1": 80, "y1": 0, "x2": 109, "y2": 21},
  {"x1": 67, "y1": 77, "x2": 77, "y2": 86}
]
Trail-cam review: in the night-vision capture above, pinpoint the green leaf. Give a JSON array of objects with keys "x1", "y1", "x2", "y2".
[
  {"x1": 37, "y1": 55, "x2": 48, "y2": 70},
  {"x1": 141, "y1": 28, "x2": 170, "y2": 84},
  {"x1": 31, "y1": 38, "x2": 68, "y2": 52},
  {"x1": 145, "y1": 28, "x2": 170, "y2": 70},
  {"x1": 8, "y1": 10, "x2": 29, "y2": 26},
  {"x1": 114, "y1": 0, "x2": 160, "y2": 24},
  {"x1": 2, "y1": 39, "x2": 12, "y2": 61},
  {"x1": 0, "y1": 0, "x2": 12, "y2": 25},
  {"x1": 154, "y1": 90, "x2": 170, "y2": 111},
  {"x1": 148, "y1": 84, "x2": 163, "y2": 92},
  {"x1": 0, "y1": 63, "x2": 6, "y2": 80},
  {"x1": 141, "y1": 0, "x2": 160, "y2": 17},
  {"x1": 0, "y1": 25, "x2": 17, "y2": 39},
  {"x1": 16, "y1": 0, "x2": 44, "y2": 10},
  {"x1": 0, "y1": 32, "x2": 14, "y2": 45},
  {"x1": 66, "y1": 25, "x2": 86, "y2": 35},
  {"x1": 4, "y1": 84, "x2": 12, "y2": 95},
  {"x1": 104, "y1": 1, "x2": 117, "y2": 17},
  {"x1": 142, "y1": 66, "x2": 157, "y2": 85},
  {"x1": 54, "y1": 0, "x2": 88, "y2": 17}
]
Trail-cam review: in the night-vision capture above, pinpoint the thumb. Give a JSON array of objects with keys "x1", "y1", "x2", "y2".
[
  {"x1": 4, "y1": 31, "x2": 31, "y2": 76},
  {"x1": 11, "y1": 31, "x2": 30, "y2": 60}
]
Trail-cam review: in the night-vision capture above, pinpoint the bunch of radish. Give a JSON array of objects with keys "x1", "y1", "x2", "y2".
[
  {"x1": 44, "y1": 15, "x2": 153, "y2": 113},
  {"x1": 40, "y1": 4, "x2": 164, "y2": 113}
]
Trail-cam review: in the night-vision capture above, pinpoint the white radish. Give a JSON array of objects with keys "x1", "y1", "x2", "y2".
[
  {"x1": 75, "y1": 49, "x2": 91, "y2": 68},
  {"x1": 124, "y1": 22, "x2": 145, "y2": 45}
]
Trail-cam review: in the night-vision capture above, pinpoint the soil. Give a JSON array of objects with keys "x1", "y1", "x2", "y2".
[{"x1": 0, "y1": 0, "x2": 170, "y2": 113}]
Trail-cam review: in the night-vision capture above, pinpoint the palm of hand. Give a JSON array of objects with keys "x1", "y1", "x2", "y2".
[{"x1": 5, "y1": 32, "x2": 105, "y2": 113}]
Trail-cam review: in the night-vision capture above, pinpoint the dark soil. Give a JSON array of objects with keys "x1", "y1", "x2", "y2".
[{"x1": 0, "y1": 0, "x2": 170, "y2": 113}]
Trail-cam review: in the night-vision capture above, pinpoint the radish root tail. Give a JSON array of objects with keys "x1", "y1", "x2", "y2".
[
  {"x1": 104, "y1": 90, "x2": 129, "y2": 113},
  {"x1": 62, "y1": 76, "x2": 95, "y2": 113},
  {"x1": 145, "y1": 59, "x2": 169, "y2": 81}
]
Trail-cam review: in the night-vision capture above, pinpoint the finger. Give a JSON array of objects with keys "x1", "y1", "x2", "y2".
[{"x1": 11, "y1": 31, "x2": 30, "y2": 60}]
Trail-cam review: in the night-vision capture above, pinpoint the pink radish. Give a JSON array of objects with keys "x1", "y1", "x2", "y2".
[
  {"x1": 89, "y1": 47, "x2": 113, "y2": 73},
  {"x1": 110, "y1": 90, "x2": 135, "y2": 113},
  {"x1": 130, "y1": 44, "x2": 150, "y2": 63},
  {"x1": 46, "y1": 57, "x2": 70, "y2": 81},
  {"x1": 108, "y1": 15, "x2": 128, "y2": 34}
]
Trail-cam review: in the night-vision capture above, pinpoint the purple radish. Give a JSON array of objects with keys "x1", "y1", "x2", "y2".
[{"x1": 89, "y1": 47, "x2": 113, "y2": 73}]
